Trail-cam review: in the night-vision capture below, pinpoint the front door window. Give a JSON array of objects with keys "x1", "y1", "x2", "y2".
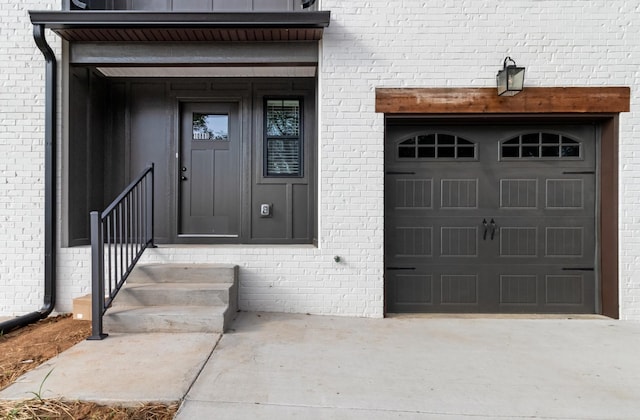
[{"x1": 192, "y1": 113, "x2": 229, "y2": 141}]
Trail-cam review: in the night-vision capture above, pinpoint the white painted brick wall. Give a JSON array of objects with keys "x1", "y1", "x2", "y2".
[
  {"x1": 0, "y1": 0, "x2": 59, "y2": 316},
  {"x1": 2, "y1": 0, "x2": 640, "y2": 319},
  {"x1": 319, "y1": 0, "x2": 640, "y2": 320}
]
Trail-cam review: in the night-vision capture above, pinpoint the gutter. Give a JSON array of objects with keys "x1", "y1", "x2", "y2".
[{"x1": 0, "y1": 24, "x2": 57, "y2": 334}]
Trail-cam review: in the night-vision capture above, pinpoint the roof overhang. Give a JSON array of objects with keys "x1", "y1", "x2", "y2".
[{"x1": 29, "y1": 11, "x2": 331, "y2": 42}]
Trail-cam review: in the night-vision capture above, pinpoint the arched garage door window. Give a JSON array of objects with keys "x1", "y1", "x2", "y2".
[
  {"x1": 397, "y1": 133, "x2": 477, "y2": 159},
  {"x1": 501, "y1": 132, "x2": 582, "y2": 159}
]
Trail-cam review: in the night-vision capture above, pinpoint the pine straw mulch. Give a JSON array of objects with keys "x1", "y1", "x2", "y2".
[
  {"x1": 0, "y1": 399, "x2": 179, "y2": 420},
  {"x1": 0, "y1": 314, "x2": 178, "y2": 419}
]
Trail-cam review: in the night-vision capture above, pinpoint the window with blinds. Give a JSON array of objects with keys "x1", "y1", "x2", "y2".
[{"x1": 265, "y1": 99, "x2": 302, "y2": 177}]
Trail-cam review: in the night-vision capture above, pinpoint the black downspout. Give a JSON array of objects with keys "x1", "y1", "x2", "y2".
[{"x1": 0, "y1": 24, "x2": 56, "y2": 334}]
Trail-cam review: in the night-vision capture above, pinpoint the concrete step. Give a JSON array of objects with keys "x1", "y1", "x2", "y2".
[
  {"x1": 104, "y1": 305, "x2": 229, "y2": 334},
  {"x1": 127, "y1": 263, "x2": 237, "y2": 284},
  {"x1": 103, "y1": 263, "x2": 239, "y2": 334},
  {"x1": 112, "y1": 282, "x2": 231, "y2": 307}
]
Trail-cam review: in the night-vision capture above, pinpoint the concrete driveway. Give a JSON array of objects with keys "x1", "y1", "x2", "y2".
[
  {"x1": 177, "y1": 312, "x2": 640, "y2": 419},
  {"x1": 2, "y1": 311, "x2": 640, "y2": 419}
]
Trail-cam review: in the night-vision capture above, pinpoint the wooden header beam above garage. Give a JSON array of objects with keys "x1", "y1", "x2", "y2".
[{"x1": 376, "y1": 87, "x2": 630, "y2": 114}]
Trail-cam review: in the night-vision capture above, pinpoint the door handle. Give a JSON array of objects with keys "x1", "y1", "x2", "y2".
[
  {"x1": 181, "y1": 175, "x2": 188, "y2": 181},
  {"x1": 489, "y1": 218, "x2": 497, "y2": 240},
  {"x1": 482, "y1": 218, "x2": 488, "y2": 241}
]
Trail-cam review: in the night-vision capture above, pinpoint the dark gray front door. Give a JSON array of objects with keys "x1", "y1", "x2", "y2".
[
  {"x1": 180, "y1": 102, "x2": 241, "y2": 237},
  {"x1": 385, "y1": 122, "x2": 596, "y2": 313}
]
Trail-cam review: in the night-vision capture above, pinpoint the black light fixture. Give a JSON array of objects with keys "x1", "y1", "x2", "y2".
[
  {"x1": 302, "y1": 0, "x2": 317, "y2": 8},
  {"x1": 71, "y1": 0, "x2": 88, "y2": 9},
  {"x1": 496, "y1": 56, "x2": 525, "y2": 96}
]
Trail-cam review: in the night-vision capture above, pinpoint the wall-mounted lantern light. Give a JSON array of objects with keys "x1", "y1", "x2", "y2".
[
  {"x1": 71, "y1": 0, "x2": 88, "y2": 9},
  {"x1": 496, "y1": 57, "x2": 525, "y2": 96}
]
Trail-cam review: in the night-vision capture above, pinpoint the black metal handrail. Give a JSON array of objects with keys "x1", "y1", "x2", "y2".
[{"x1": 88, "y1": 163, "x2": 155, "y2": 340}]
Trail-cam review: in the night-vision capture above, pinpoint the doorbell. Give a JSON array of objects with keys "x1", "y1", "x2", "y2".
[{"x1": 260, "y1": 203, "x2": 272, "y2": 217}]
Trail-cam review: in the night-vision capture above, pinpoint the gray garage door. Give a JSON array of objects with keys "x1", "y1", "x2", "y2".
[{"x1": 385, "y1": 122, "x2": 597, "y2": 313}]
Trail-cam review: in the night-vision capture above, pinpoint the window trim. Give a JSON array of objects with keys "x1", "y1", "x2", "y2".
[{"x1": 263, "y1": 97, "x2": 304, "y2": 178}]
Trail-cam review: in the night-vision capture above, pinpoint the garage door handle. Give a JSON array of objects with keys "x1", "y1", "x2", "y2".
[
  {"x1": 489, "y1": 218, "x2": 497, "y2": 240},
  {"x1": 482, "y1": 219, "x2": 488, "y2": 240}
]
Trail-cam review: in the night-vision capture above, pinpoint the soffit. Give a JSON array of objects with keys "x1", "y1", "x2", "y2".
[{"x1": 29, "y1": 11, "x2": 330, "y2": 42}]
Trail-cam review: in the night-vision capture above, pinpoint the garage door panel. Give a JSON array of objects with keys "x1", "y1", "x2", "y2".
[
  {"x1": 497, "y1": 176, "x2": 593, "y2": 214},
  {"x1": 389, "y1": 216, "x2": 492, "y2": 262},
  {"x1": 389, "y1": 229, "x2": 494, "y2": 262},
  {"x1": 423, "y1": 265, "x2": 500, "y2": 312},
  {"x1": 440, "y1": 178, "x2": 479, "y2": 208},
  {"x1": 545, "y1": 274, "x2": 586, "y2": 305},
  {"x1": 395, "y1": 273, "x2": 433, "y2": 305},
  {"x1": 387, "y1": 272, "x2": 433, "y2": 312},
  {"x1": 391, "y1": 226, "x2": 433, "y2": 257},
  {"x1": 393, "y1": 177, "x2": 434, "y2": 209},
  {"x1": 497, "y1": 217, "x2": 593, "y2": 261},
  {"x1": 495, "y1": 264, "x2": 594, "y2": 309},
  {"x1": 499, "y1": 227, "x2": 538, "y2": 257},
  {"x1": 440, "y1": 226, "x2": 478, "y2": 257},
  {"x1": 500, "y1": 179, "x2": 538, "y2": 209},
  {"x1": 545, "y1": 227, "x2": 585, "y2": 257},
  {"x1": 441, "y1": 274, "x2": 479, "y2": 305},
  {"x1": 545, "y1": 178, "x2": 585, "y2": 209},
  {"x1": 499, "y1": 274, "x2": 539, "y2": 306}
]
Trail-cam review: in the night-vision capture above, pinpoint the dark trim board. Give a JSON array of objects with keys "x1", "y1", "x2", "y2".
[
  {"x1": 29, "y1": 11, "x2": 331, "y2": 42},
  {"x1": 600, "y1": 117, "x2": 619, "y2": 319},
  {"x1": 377, "y1": 87, "x2": 630, "y2": 319}
]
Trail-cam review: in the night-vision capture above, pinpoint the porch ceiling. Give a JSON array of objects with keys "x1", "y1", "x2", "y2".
[{"x1": 29, "y1": 11, "x2": 330, "y2": 42}]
